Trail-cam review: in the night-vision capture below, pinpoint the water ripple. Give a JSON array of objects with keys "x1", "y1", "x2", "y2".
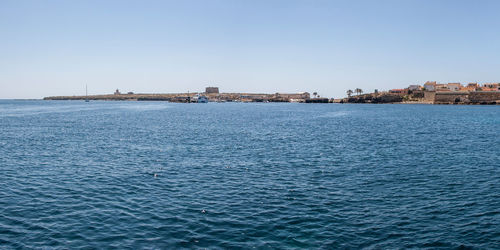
[{"x1": 0, "y1": 101, "x2": 499, "y2": 248}]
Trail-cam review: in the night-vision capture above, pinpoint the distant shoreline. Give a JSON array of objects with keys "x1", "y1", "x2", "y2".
[
  {"x1": 3, "y1": 98, "x2": 498, "y2": 105},
  {"x1": 43, "y1": 92, "x2": 331, "y2": 103},
  {"x1": 36, "y1": 89, "x2": 500, "y2": 105}
]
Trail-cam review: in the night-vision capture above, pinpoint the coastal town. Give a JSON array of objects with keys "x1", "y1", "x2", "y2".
[
  {"x1": 342, "y1": 81, "x2": 500, "y2": 104},
  {"x1": 43, "y1": 82, "x2": 500, "y2": 105}
]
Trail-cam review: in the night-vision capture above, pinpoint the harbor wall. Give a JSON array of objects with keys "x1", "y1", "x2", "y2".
[
  {"x1": 432, "y1": 91, "x2": 500, "y2": 104},
  {"x1": 469, "y1": 91, "x2": 500, "y2": 103},
  {"x1": 424, "y1": 91, "x2": 436, "y2": 102},
  {"x1": 434, "y1": 92, "x2": 468, "y2": 104}
]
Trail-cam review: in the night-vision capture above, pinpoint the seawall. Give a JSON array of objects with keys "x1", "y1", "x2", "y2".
[{"x1": 433, "y1": 91, "x2": 500, "y2": 104}]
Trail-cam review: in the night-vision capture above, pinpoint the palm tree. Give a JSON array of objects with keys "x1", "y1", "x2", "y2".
[
  {"x1": 354, "y1": 88, "x2": 361, "y2": 95},
  {"x1": 313, "y1": 92, "x2": 318, "y2": 98},
  {"x1": 346, "y1": 89, "x2": 353, "y2": 97},
  {"x1": 358, "y1": 89, "x2": 363, "y2": 95}
]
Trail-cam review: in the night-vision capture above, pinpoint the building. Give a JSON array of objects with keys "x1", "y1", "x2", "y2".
[
  {"x1": 467, "y1": 83, "x2": 479, "y2": 90},
  {"x1": 483, "y1": 83, "x2": 499, "y2": 90},
  {"x1": 389, "y1": 89, "x2": 408, "y2": 94},
  {"x1": 408, "y1": 85, "x2": 421, "y2": 91},
  {"x1": 447, "y1": 83, "x2": 461, "y2": 91},
  {"x1": 435, "y1": 84, "x2": 449, "y2": 91},
  {"x1": 205, "y1": 87, "x2": 219, "y2": 94},
  {"x1": 461, "y1": 83, "x2": 479, "y2": 92},
  {"x1": 479, "y1": 87, "x2": 498, "y2": 92},
  {"x1": 424, "y1": 81, "x2": 436, "y2": 91},
  {"x1": 460, "y1": 86, "x2": 476, "y2": 92}
]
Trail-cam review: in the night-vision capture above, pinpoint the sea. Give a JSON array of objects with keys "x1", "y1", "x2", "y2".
[{"x1": 0, "y1": 100, "x2": 499, "y2": 248}]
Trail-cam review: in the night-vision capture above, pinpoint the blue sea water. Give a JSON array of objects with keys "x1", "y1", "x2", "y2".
[{"x1": 0, "y1": 100, "x2": 499, "y2": 248}]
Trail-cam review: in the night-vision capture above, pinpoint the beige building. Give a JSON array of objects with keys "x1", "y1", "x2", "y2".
[
  {"x1": 205, "y1": 87, "x2": 219, "y2": 94},
  {"x1": 435, "y1": 84, "x2": 449, "y2": 91},
  {"x1": 447, "y1": 83, "x2": 461, "y2": 91}
]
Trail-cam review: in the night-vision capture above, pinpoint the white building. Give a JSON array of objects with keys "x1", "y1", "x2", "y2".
[
  {"x1": 408, "y1": 85, "x2": 420, "y2": 91},
  {"x1": 424, "y1": 81, "x2": 436, "y2": 91}
]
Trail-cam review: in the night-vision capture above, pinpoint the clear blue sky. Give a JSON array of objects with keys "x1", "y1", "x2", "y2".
[{"x1": 1, "y1": 0, "x2": 499, "y2": 99}]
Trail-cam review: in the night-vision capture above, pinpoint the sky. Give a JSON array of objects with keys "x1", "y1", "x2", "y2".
[{"x1": 1, "y1": 0, "x2": 500, "y2": 99}]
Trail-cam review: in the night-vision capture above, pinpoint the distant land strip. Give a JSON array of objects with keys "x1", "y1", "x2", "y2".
[
  {"x1": 44, "y1": 84, "x2": 500, "y2": 104},
  {"x1": 43, "y1": 88, "x2": 328, "y2": 103}
]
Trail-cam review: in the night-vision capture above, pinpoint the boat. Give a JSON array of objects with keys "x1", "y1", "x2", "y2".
[
  {"x1": 85, "y1": 85, "x2": 89, "y2": 102},
  {"x1": 197, "y1": 95, "x2": 208, "y2": 103},
  {"x1": 193, "y1": 94, "x2": 208, "y2": 103}
]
